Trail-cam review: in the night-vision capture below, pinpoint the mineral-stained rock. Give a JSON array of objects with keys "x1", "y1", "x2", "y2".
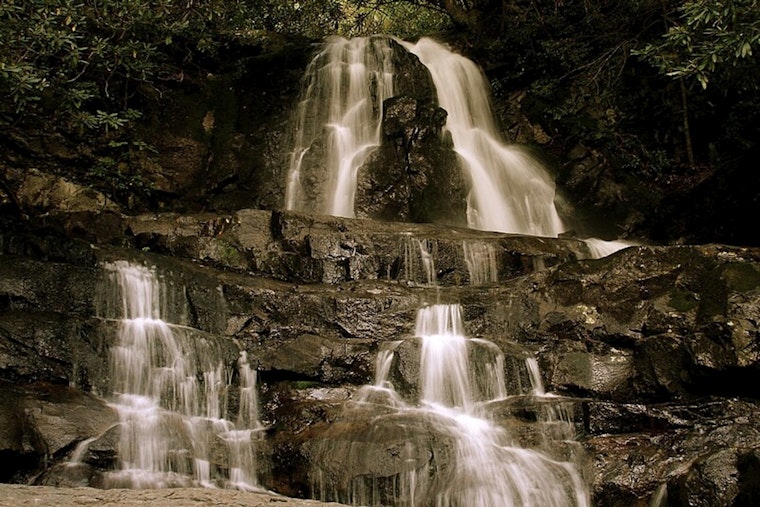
[
  {"x1": 549, "y1": 347, "x2": 635, "y2": 400},
  {"x1": 670, "y1": 448, "x2": 741, "y2": 507},
  {"x1": 252, "y1": 333, "x2": 375, "y2": 385},
  {"x1": 15, "y1": 169, "x2": 120, "y2": 214},
  {"x1": 585, "y1": 398, "x2": 760, "y2": 504}
]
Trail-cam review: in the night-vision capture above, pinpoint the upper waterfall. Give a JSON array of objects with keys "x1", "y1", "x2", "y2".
[
  {"x1": 285, "y1": 36, "x2": 396, "y2": 217},
  {"x1": 403, "y1": 38, "x2": 565, "y2": 236},
  {"x1": 285, "y1": 35, "x2": 565, "y2": 237}
]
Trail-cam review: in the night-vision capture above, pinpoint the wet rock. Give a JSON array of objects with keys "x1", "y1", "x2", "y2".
[
  {"x1": 0, "y1": 257, "x2": 99, "y2": 317},
  {"x1": 670, "y1": 448, "x2": 740, "y2": 507},
  {"x1": 489, "y1": 395, "x2": 586, "y2": 447},
  {"x1": 0, "y1": 381, "x2": 117, "y2": 482},
  {"x1": 253, "y1": 334, "x2": 374, "y2": 385},
  {"x1": 305, "y1": 410, "x2": 446, "y2": 505},
  {"x1": 355, "y1": 95, "x2": 466, "y2": 225},
  {"x1": 0, "y1": 312, "x2": 74, "y2": 384},
  {"x1": 586, "y1": 431, "x2": 680, "y2": 506},
  {"x1": 486, "y1": 244, "x2": 760, "y2": 401},
  {"x1": 548, "y1": 347, "x2": 634, "y2": 400},
  {"x1": 585, "y1": 398, "x2": 760, "y2": 504},
  {"x1": 262, "y1": 383, "x2": 351, "y2": 498},
  {"x1": 390, "y1": 337, "x2": 422, "y2": 402},
  {"x1": 21, "y1": 383, "x2": 118, "y2": 458},
  {"x1": 35, "y1": 462, "x2": 101, "y2": 488},
  {"x1": 125, "y1": 209, "x2": 585, "y2": 285}
]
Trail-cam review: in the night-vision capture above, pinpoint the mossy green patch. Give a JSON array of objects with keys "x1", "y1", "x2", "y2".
[
  {"x1": 720, "y1": 263, "x2": 760, "y2": 293},
  {"x1": 215, "y1": 240, "x2": 248, "y2": 270},
  {"x1": 292, "y1": 380, "x2": 321, "y2": 390},
  {"x1": 668, "y1": 288, "x2": 699, "y2": 312}
]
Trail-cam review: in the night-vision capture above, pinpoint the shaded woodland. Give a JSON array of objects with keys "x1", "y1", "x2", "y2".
[{"x1": 1, "y1": 0, "x2": 759, "y2": 245}]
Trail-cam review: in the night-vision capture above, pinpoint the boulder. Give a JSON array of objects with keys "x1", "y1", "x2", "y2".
[
  {"x1": 0, "y1": 381, "x2": 118, "y2": 482},
  {"x1": 16, "y1": 169, "x2": 119, "y2": 214},
  {"x1": 355, "y1": 95, "x2": 466, "y2": 224}
]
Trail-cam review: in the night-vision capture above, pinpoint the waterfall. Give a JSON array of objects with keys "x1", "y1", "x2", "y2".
[
  {"x1": 98, "y1": 260, "x2": 264, "y2": 490},
  {"x1": 286, "y1": 36, "x2": 396, "y2": 217},
  {"x1": 311, "y1": 303, "x2": 589, "y2": 506},
  {"x1": 417, "y1": 304, "x2": 472, "y2": 411},
  {"x1": 463, "y1": 240, "x2": 499, "y2": 285},
  {"x1": 582, "y1": 237, "x2": 637, "y2": 258},
  {"x1": 402, "y1": 235, "x2": 437, "y2": 285},
  {"x1": 404, "y1": 38, "x2": 565, "y2": 237},
  {"x1": 286, "y1": 35, "x2": 565, "y2": 237}
]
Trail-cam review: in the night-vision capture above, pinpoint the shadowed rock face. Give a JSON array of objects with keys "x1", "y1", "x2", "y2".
[
  {"x1": 355, "y1": 95, "x2": 466, "y2": 225},
  {"x1": 1, "y1": 212, "x2": 760, "y2": 505}
]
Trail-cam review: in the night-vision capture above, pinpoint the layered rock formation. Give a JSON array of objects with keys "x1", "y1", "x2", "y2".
[{"x1": 1, "y1": 209, "x2": 759, "y2": 505}]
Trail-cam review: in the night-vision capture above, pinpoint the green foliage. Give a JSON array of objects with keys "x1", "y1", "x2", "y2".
[
  {"x1": 86, "y1": 141, "x2": 155, "y2": 202},
  {"x1": 636, "y1": 0, "x2": 760, "y2": 89},
  {"x1": 292, "y1": 380, "x2": 322, "y2": 390},
  {"x1": 0, "y1": 0, "x2": 448, "y2": 136},
  {"x1": 0, "y1": 0, "x2": 257, "y2": 134},
  {"x1": 338, "y1": 0, "x2": 450, "y2": 38}
]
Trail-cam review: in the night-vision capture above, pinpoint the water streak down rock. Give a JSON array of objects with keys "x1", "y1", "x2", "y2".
[
  {"x1": 93, "y1": 260, "x2": 264, "y2": 490},
  {"x1": 285, "y1": 36, "x2": 564, "y2": 238},
  {"x1": 2, "y1": 219, "x2": 760, "y2": 504}
]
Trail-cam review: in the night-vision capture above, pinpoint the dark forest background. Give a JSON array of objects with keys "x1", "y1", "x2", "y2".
[{"x1": 2, "y1": 0, "x2": 758, "y2": 246}]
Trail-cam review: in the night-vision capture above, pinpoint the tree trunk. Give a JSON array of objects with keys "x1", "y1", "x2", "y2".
[{"x1": 680, "y1": 77, "x2": 696, "y2": 168}]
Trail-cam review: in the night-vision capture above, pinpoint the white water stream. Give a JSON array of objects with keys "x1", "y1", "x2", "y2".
[
  {"x1": 286, "y1": 36, "x2": 564, "y2": 237},
  {"x1": 286, "y1": 36, "x2": 396, "y2": 217},
  {"x1": 313, "y1": 303, "x2": 589, "y2": 506},
  {"x1": 404, "y1": 38, "x2": 565, "y2": 237},
  {"x1": 286, "y1": 35, "x2": 633, "y2": 258},
  {"x1": 96, "y1": 261, "x2": 264, "y2": 490}
]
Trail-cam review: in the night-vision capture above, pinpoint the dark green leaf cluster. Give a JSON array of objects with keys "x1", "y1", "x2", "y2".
[
  {"x1": 636, "y1": 0, "x2": 760, "y2": 89},
  {"x1": 0, "y1": 0, "x2": 450, "y2": 137},
  {"x1": 0, "y1": 0, "x2": 256, "y2": 133}
]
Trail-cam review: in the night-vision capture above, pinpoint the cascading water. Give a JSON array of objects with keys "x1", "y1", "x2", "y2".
[
  {"x1": 404, "y1": 38, "x2": 565, "y2": 237},
  {"x1": 286, "y1": 35, "x2": 638, "y2": 258},
  {"x1": 463, "y1": 240, "x2": 499, "y2": 285},
  {"x1": 97, "y1": 260, "x2": 265, "y2": 490},
  {"x1": 310, "y1": 303, "x2": 589, "y2": 506},
  {"x1": 286, "y1": 35, "x2": 564, "y2": 237},
  {"x1": 402, "y1": 235, "x2": 437, "y2": 286},
  {"x1": 285, "y1": 36, "x2": 396, "y2": 217}
]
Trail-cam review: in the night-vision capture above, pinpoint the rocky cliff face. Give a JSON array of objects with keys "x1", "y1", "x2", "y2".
[
  {"x1": 1, "y1": 208, "x2": 759, "y2": 505},
  {"x1": 1, "y1": 32, "x2": 759, "y2": 507}
]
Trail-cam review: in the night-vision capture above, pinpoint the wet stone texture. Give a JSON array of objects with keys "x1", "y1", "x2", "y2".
[
  {"x1": 1, "y1": 214, "x2": 760, "y2": 505},
  {"x1": 355, "y1": 95, "x2": 466, "y2": 225}
]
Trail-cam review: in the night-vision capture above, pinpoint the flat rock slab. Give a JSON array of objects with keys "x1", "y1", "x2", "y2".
[{"x1": 0, "y1": 485, "x2": 347, "y2": 507}]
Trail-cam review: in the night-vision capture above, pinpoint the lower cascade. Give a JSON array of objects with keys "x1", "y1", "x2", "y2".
[
  {"x1": 310, "y1": 303, "x2": 589, "y2": 506},
  {"x1": 92, "y1": 260, "x2": 265, "y2": 490}
]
